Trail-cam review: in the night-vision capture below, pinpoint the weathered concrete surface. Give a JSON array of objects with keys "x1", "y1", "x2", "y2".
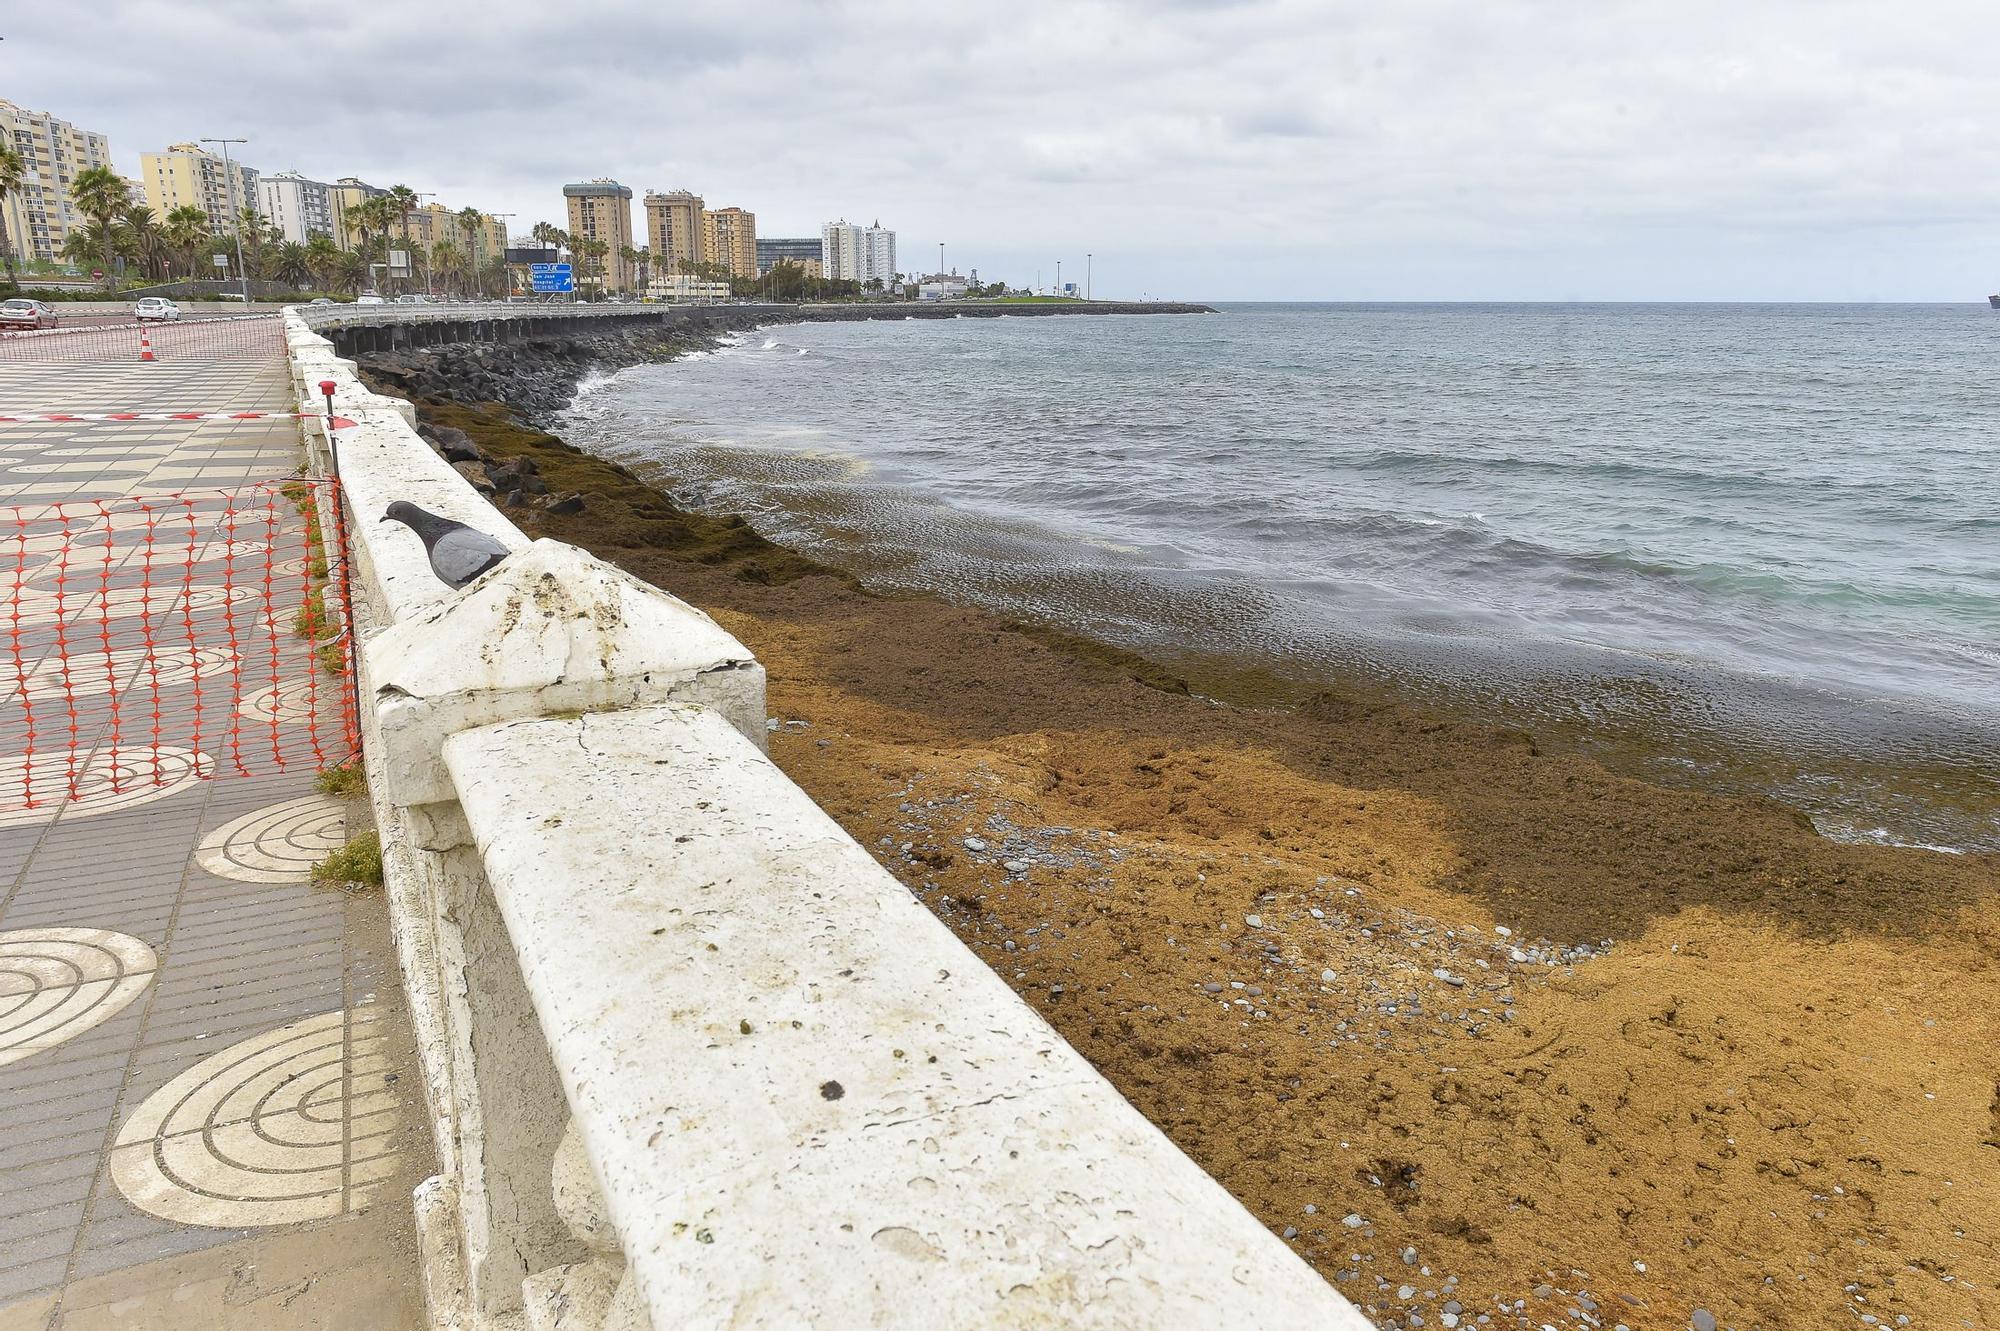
[{"x1": 446, "y1": 704, "x2": 1372, "y2": 1330}]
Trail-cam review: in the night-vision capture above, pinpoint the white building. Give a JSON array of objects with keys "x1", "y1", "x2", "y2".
[
  {"x1": 257, "y1": 170, "x2": 336, "y2": 244},
  {"x1": 918, "y1": 272, "x2": 969, "y2": 300},
  {"x1": 649, "y1": 273, "x2": 731, "y2": 301},
  {"x1": 820, "y1": 218, "x2": 896, "y2": 289}
]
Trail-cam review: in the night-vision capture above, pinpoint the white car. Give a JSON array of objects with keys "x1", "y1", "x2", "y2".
[
  {"x1": 134, "y1": 297, "x2": 180, "y2": 322},
  {"x1": 355, "y1": 293, "x2": 387, "y2": 306},
  {"x1": 0, "y1": 298, "x2": 57, "y2": 329}
]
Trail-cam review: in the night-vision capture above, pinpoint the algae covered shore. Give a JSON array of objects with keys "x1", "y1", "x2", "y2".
[{"x1": 361, "y1": 330, "x2": 2000, "y2": 1331}]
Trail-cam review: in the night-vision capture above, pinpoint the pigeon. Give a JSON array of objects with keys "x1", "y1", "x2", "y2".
[{"x1": 382, "y1": 501, "x2": 511, "y2": 589}]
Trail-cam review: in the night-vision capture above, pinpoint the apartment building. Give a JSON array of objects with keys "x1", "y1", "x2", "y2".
[
  {"x1": 702, "y1": 205, "x2": 757, "y2": 280},
  {"x1": 563, "y1": 179, "x2": 635, "y2": 290},
  {"x1": 400, "y1": 203, "x2": 510, "y2": 263},
  {"x1": 329, "y1": 177, "x2": 387, "y2": 249},
  {"x1": 821, "y1": 219, "x2": 897, "y2": 288},
  {"x1": 643, "y1": 190, "x2": 705, "y2": 277},
  {"x1": 0, "y1": 100, "x2": 114, "y2": 265},
  {"x1": 258, "y1": 170, "x2": 336, "y2": 243},
  {"x1": 140, "y1": 142, "x2": 259, "y2": 234}
]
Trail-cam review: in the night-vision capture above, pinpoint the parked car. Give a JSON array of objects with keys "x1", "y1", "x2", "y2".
[
  {"x1": 306, "y1": 297, "x2": 335, "y2": 306},
  {"x1": 355, "y1": 292, "x2": 387, "y2": 306},
  {"x1": 393, "y1": 293, "x2": 430, "y2": 305},
  {"x1": 134, "y1": 297, "x2": 181, "y2": 322},
  {"x1": 0, "y1": 298, "x2": 57, "y2": 329}
]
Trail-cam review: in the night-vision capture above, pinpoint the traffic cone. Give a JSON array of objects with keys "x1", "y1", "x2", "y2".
[{"x1": 137, "y1": 325, "x2": 155, "y2": 363}]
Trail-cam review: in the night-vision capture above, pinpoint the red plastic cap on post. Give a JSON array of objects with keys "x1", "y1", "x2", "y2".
[{"x1": 318, "y1": 380, "x2": 337, "y2": 397}]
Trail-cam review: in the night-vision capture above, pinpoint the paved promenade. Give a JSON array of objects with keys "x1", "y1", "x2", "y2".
[{"x1": 0, "y1": 323, "x2": 427, "y2": 1329}]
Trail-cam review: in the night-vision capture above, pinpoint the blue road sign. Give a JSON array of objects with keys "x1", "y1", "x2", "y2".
[{"x1": 529, "y1": 262, "x2": 574, "y2": 293}]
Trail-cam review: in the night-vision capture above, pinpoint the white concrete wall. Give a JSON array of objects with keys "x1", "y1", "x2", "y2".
[{"x1": 284, "y1": 310, "x2": 1372, "y2": 1331}]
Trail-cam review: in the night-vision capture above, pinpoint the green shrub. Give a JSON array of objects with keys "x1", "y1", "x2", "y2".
[{"x1": 312, "y1": 830, "x2": 382, "y2": 888}]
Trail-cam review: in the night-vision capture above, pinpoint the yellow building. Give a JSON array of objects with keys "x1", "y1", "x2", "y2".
[
  {"x1": 405, "y1": 203, "x2": 509, "y2": 268},
  {"x1": 329, "y1": 177, "x2": 386, "y2": 249},
  {"x1": 702, "y1": 206, "x2": 757, "y2": 280},
  {"x1": 0, "y1": 100, "x2": 114, "y2": 265},
  {"x1": 140, "y1": 142, "x2": 259, "y2": 234},
  {"x1": 563, "y1": 179, "x2": 635, "y2": 291},
  {"x1": 643, "y1": 190, "x2": 704, "y2": 276}
]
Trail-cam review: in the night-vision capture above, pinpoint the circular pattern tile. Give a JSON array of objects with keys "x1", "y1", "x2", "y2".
[
  {"x1": 10, "y1": 583, "x2": 256, "y2": 627},
  {"x1": 4, "y1": 645, "x2": 234, "y2": 702},
  {"x1": 0, "y1": 746, "x2": 213, "y2": 829},
  {"x1": 237, "y1": 678, "x2": 321, "y2": 726},
  {"x1": 0, "y1": 928, "x2": 157, "y2": 1068},
  {"x1": 111, "y1": 1005, "x2": 406, "y2": 1227},
  {"x1": 195, "y1": 795, "x2": 347, "y2": 883}
]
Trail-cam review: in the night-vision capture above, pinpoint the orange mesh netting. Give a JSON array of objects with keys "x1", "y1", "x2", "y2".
[{"x1": 0, "y1": 479, "x2": 358, "y2": 812}]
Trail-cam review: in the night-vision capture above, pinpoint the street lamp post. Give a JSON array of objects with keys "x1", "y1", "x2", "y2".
[
  {"x1": 1056, "y1": 259, "x2": 1062, "y2": 298},
  {"x1": 200, "y1": 137, "x2": 250, "y2": 304},
  {"x1": 1086, "y1": 253, "x2": 1092, "y2": 301},
  {"x1": 938, "y1": 241, "x2": 944, "y2": 278}
]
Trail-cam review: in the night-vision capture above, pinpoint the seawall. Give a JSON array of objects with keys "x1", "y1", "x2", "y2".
[{"x1": 281, "y1": 305, "x2": 1370, "y2": 1330}]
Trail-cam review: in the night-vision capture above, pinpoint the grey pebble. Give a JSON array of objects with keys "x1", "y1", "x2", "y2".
[
  {"x1": 1244, "y1": 914, "x2": 1263, "y2": 928},
  {"x1": 1401, "y1": 1247, "x2": 1418, "y2": 1265},
  {"x1": 963, "y1": 837, "x2": 987, "y2": 852},
  {"x1": 1691, "y1": 1311, "x2": 1717, "y2": 1331},
  {"x1": 1203, "y1": 981, "x2": 1224, "y2": 993},
  {"x1": 1003, "y1": 859, "x2": 1029, "y2": 873}
]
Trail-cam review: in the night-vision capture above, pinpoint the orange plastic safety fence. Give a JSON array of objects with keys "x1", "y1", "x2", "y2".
[
  {"x1": 0, "y1": 479, "x2": 358, "y2": 812},
  {"x1": 0, "y1": 314, "x2": 286, "y2": 364}
]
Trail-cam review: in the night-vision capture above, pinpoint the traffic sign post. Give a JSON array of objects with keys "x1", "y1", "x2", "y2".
[{"x1": 529, "y1": 263, "x2": 574, "y2": 294}]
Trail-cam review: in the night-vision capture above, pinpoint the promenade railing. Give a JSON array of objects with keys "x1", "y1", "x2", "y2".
[{"x1": 285, "y1": 308, "x2": 1372, "y2": 1330}]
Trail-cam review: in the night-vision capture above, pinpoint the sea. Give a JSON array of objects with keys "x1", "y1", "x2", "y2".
[{"x1": 557, "y1": 303, "x2": 2000, "y2": 854}]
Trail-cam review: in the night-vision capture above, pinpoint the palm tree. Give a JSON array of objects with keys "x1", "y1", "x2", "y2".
[
  {"x1": 122, "y1": 205, "x2": 169, "y2": 280},
  {"x1": 456, "y1": 208, "x2": 484, "y2": 297},
  {"x1": 585, "y1": 238, "x2": 609, "y2": 295},
  {"x1": 61, "y1": 220, "x2": 132, "y2": 272},
  {"x1": 235, "y1": 206, "x2": 274, "y2": 285},
  {"x1": 68, "y1": 165, "x2": 131, "y2": 291},
  {"x1": 0, "y1": 145, "x2": 25, "y2": 288},
  {"x1": 305, "y1": 232, "x2": 342, "y2": 290},
  {"x1": 387, "y1": 185, "x2": 418, "y2": 291},
  {"x1": 333, "y1": 250, "x2": 368, "y2": 296},
  {"x1": 161, "y1": 205, "x2": 210, "y2": 278},
  {"x1": 429, "y1": 239, "x2": 463, "y2": 294},
  {"x1": 633, "y1": 243, "x2": 651, "y2": 296},
  {"x1": 270, "y1": 241, "x2": 311, "y2": 288}
]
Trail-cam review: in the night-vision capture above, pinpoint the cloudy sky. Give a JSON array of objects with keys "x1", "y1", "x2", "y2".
[{"x1": 14, "y1": 1, "x2": 2000, "y2": 300}]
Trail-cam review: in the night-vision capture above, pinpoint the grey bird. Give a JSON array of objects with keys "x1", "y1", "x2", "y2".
[{"x1": 383, "y1": 501, "x2": 511, "y2": 589}]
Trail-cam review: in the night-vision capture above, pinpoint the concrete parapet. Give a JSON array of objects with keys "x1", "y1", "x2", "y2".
[
  {"x1": 446, "y1": 705, "x2": 1369, "y2": 1329},
  {"x1": 283, "y1": 308, "x2": 1368, "y2": 1331}
]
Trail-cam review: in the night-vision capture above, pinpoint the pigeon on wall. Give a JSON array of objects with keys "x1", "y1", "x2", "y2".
[{"x1": 382, "y1": 501, "x2": 512, "y2": 589}]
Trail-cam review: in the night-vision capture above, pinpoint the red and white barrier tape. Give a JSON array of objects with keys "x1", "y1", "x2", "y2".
[{"x1": 0, "y1": 411, "x2": 356, "y2": 427}]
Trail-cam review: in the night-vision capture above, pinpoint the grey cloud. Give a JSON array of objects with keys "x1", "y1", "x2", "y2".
[{"x1": 9, "y1": 0, "x2": 2000, "y2": 299}]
